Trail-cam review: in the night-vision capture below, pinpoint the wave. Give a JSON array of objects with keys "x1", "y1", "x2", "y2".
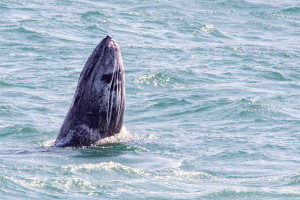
[
  {"x1": 0, "y1": 80, "x2": 14, "y2": 87},
  {"x1": 193, "y1": 24, "x2": 233, "y2": 39},
  {"x1": 236, "y1": 97, "x2": 288, "y2": 119},
  {"x1": 150, "y1": 98, "x2": 190, "y2": 108},
  {"x1": 0, "y1": 175, "x2": 96, "y2": 196},
  {"x1": 282, "y1": 7, "x2": 300, "y2": 13},
  {"x1": 81, "y1": 11, "x2": 107, "y2": 23},
  {"x1": 61, "y1": 161, "x2": 216, "y2": 186},
  {"x1": 286, "y1": 173, "x2": 300, "y2": 186},
  {"x1": 0, "y1": 124, "x2": 37, "y2": 138},
  {"x1": 205, "y1": 187, "x2": 300, "y2": 199},
  {"x1": 62, "y1": 161, "x2": 146, "y2": 176},
  {"x1": 259, "y1": 70, "x2": 291, "y2": 81}
]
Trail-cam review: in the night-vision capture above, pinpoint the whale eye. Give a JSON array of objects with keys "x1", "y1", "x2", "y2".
[{"x1": 101, "y1": 73, "x2": 113, "y2": 84}]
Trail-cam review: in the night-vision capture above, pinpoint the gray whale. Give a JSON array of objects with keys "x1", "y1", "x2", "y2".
[{"x1": 54, "y1": 35, "x2": 125, "y2": 147}]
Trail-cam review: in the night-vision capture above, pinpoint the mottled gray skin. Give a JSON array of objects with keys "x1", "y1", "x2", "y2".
[{"x1": 54, "y1": 35, "x2": 125, "y2": 147}]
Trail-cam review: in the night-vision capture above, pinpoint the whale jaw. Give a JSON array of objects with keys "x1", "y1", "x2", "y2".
[{"x1": 54, "y1": 35, "x2": 125, "y2": 147}]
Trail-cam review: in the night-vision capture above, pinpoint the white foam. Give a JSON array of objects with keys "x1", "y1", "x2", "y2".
[
  {"x1": 94, "y1": 126, "x2": 133, "y2": 145},
  {"x1": 39, "y1": 139, "x2": 55, "y2": 147},
  {"x1": 41, "y1": 126, "x2": 132, "y2": 147},
  {"x1": 62, "y1": 161, "x2": 146, "y2": 176},
  {"x1": 172, "y1": 170, "x2": 213, "y2": 179},
  {"x1": 61, "y1": 178, "x2": 96, "y2": 190},
  {"x1": 144, "y1": 133, "x2": 159, "y2": 140},
  {"x1": 10, "y1": 177, "x2": 45, "y2": 189},
  {"x1": 201, "y1": 24, "x2": 214, "y2": 33},
  {"x1": 134, "y1": 74, "x2": 171, "y2": 88}
]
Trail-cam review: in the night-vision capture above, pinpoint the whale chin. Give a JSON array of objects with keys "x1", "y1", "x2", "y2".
[{"x1": 54, "y1": 35, "x2": 125, "y2": 147}]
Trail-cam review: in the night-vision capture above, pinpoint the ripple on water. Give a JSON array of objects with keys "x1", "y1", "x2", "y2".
[
  {"x1": 81, "y1": 10, "x2": 107, "y2": 24},
  {"x1": 193, "y1": 24, "x2": 233, "y2": 39},
  {"x1": 259, "y1": 70, "x2": 291, "y2": 81},
  {"x1": 288, "y1": 173, "x2": 300, "y2": 186},
  {"x1": 282, "y1": 7, "x2": 300, "y2": 13},
  {"x1": 0, "y1": 80, "x2": 14, "y2": 87}
]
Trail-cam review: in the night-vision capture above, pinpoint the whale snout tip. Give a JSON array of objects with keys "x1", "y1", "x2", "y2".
[
  {"x1": 105, "y1": 35, "x2": 112, "y2": 40},
  {"x1": 103, "y1": 35, "x2": 117, "y2": 45},
  {"x1": 103, "y1": 35, "x2": 119, "y2": 50},
  {"x1": 104, "y1": 35, "x2": 116, "y2": 44},
  {"x1": 103, "y1": 35, "x2": 113, "y2": 43}
]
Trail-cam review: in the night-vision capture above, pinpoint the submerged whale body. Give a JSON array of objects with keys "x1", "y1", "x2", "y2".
[{"x1": 54, "y1": 35, "x2": 125, "y2": 147}]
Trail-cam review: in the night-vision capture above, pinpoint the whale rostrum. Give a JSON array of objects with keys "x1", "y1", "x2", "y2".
[{"x1": 54, "y1": 35, "x2": 125, "y2": 147}]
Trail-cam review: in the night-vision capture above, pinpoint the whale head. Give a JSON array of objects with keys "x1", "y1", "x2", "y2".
[{"x1": 54, "y1": 35, "x2": 125, "y2": 147}]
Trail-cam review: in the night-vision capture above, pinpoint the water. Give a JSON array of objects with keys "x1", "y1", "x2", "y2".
[{"x1": 0, "y1": 0, "x2": 299, "y2": 199}]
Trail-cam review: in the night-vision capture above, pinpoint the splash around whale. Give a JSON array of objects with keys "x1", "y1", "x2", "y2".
[{"x1": 54, "y1": 35, "x2": 125, "y2": 147}]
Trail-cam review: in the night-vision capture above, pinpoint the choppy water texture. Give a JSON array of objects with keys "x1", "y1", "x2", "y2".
[{"x1": 0, "y1": 0, "x2": 299, "y2": 199}]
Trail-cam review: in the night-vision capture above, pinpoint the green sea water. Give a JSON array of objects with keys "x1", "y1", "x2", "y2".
[{"x1": 0, "y1": 0, "x2": 299, "y2": 199}]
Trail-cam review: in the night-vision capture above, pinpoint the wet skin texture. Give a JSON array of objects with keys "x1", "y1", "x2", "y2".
[{"x1": 54, "y1": 35, "x2": 125, "y2": 147}]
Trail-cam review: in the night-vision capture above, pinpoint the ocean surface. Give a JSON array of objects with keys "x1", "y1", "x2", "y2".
[{"x1": 0, "y1": 0, "x2": 299, "y2": 199}]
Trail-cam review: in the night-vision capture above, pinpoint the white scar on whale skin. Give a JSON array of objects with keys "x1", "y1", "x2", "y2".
[{"x1": 54, "y1": 35, "x2": 126, "y2": 147}]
